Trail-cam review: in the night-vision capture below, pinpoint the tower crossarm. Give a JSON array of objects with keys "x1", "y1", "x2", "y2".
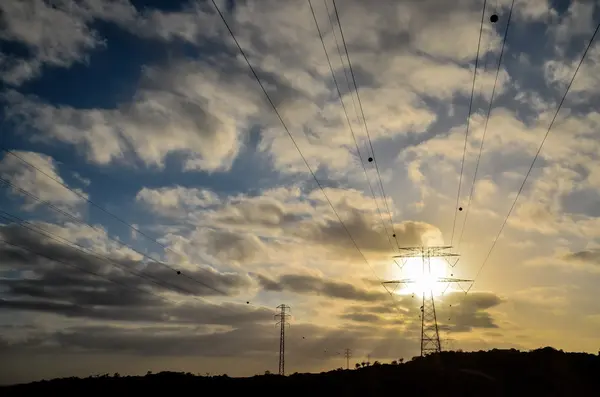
[
  {"x1": 382, "y1": 278, "x2": 472, "y2": 284},
  {"x1": 382, "y1": 278, "x2": 418, "y2": 284}
]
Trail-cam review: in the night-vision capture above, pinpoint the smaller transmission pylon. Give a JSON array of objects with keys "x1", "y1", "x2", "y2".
[
  {"x1": 275, "y1": 304, "x2": 291, "y2": 375},
  {"x1": 344, "y1": 348, "x2": 352, "y2": 370}
]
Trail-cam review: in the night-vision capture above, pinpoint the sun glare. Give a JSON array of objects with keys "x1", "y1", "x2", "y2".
[{"x1": 396, "y1": 257, "x2": 448, "y2": 296}]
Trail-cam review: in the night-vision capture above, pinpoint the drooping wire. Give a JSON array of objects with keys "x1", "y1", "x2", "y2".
[
  {"x1": 0, "y1": 174, "x2": 228, "y2": 296},
  {"x1": 0, "y1": 209, "x2": 190, "y2": 298},
  {"x1": 308, "y1": 0, "x2": 395, "y2": 253},
  {"x1": 456, "y1": 0, "x2": 516, "y2": 250},
  {"x1": 323, "y1": 0, "x2": 371, "y2": 174},
  {"x1": 331, "y1": 0, "x2": 400, "y2": 248},
  {"x1": 209, "y1": 0, "x2": 402, "y2": 311},
  {"x1": 0, "y1": 223, "x2": 176, "y2": 305},
  {"x1": 0, "y1": 148, "x2": 227, "y2": 294},
  {"x1": 450, "y1": 0, "x2": 488, "y2": 247},
  {"x1": 323, "y1": 0, "x2": 361, "y2": 139},
  {"x1": 477, "y1": 3, "x2": 498, "y2": 102},
  {"x1": 323, "y1": 0, "x2": 360, "y2": 127},
  {"x1": 467, "y1": 20, "x2": 600, "y2": 294},
  {"x1": 0, "y1": 210, "x2": 274, "y2": 314}
]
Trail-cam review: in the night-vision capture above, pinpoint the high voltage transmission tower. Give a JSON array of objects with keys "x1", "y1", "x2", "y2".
[
  {"x1": 344, "y1": 348, "x2": 352, "y2": 370},
  {"x1": 383, "y1": 246, "x2": 471, "y2": 356},
  {"x1": 275, "y1": 304, "x2": 291, "y2": 375}
]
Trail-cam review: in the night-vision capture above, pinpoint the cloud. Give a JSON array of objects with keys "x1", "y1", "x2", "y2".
[
  {"x1": 439, "y1": 292, "x2": 504, "y2": 332},
  {"x1": 0, "y1": 0, "x2": 137, "y2": 85},
  {"x1": 71, "y1": 172, "x2": 91, "y2": 187},
  {"x1": 509, "y1": 285, "x2": 574, "y2": 317},
  {"x1": 0, "y1": 222, "x2": 255, "y2": 307},
  {"x1": 136, "y1": 186, "x2": 219, "y2": 218},
  {"x1": 249, "y1": 0, "x2": 509, "y2": 174},
  {"x1": 2, "y1": 0, "x2": 512, "y2": 176},
  {"x1": 0, "y1": 320, "x2": 417, "y2": 365},
  {"x1": 297, "y1": 215, "x2": 443, "y2": 259},
  {"x1": 202, "y1": 229, "x2": 266, "y2": 265},
  {"x1": 132, "y1": 1, "x2": 221, "y2": 43},
  {"x1": 3, "y1": 0, "x2": 600, "y2": 385},
  {"x1": 552, "y1": 1, "x2": 598, "y2": 45},
  {"x1": 524, "y1": 246, "x2": 600, "y2": 274},
  {"x1": 474, "y1": 179, "x2": 498, "y2": 204},
  {"x1": 545, "y1": 45, "x2": 600, "y2": 99},
  {"x1": 255, "y1": 273, "x2": 388, "y2": 302},
  {"x1": 339, "y1": 302, "x2": 407, "y2": 326},
  {"x1": 208, "y1": 189, "x2": 309, "y2": 231},
  {"x1": 562, "y1": 249, "x2": 600, "y2": 270},
  {"x1": 136, "y1": 184, "x2": 442, "y2": 272},
  {"x1": 514, "y1": 0, "x2": 554, "y2": 21},
  {"x1": 4, "y1": 55, "x2": 263, "y2": 172},
  {"x1": 0, "y1": 151, "x2": 88, "y2": 213}
]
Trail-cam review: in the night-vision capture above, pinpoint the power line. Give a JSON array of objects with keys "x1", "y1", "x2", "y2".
[
  {"x1": 209, "y1": 0, "x2": 402, "y2": 308},
  {"x1": 0, "y1": 148, "x2": 227, "y2": 295},
  {"x1": 0, "y1": 210, "x2": 275, "y2": 316},
  {"x1": 323, "y1": 0, "x2": 368, "y2": 180},
  {"x1": 0, "y1": 226, "x2": 174, "y2": 305},
  {"x1": 456, "y1": 0, "x2": 515, "y2": 249},
  {"x1": 323, "y1": 0, "x2": 361, "y2": 137},
  {"x1": 477, "y1": 1, "x2": 500, "y2": 96},
  {"x1": 331, "y1": 0, "x2": 400, "y2": 247},
  {"x1": 323, "y1": 0, "x2": 367, "y2": 161},
  {"x1": 308, "y1": 0, "x2": 396, "y2": 252},
  {"x1": 467, "y1": 20, "x2": 600, "y2": 293},
  {"x1": 450, "y1": 0, "x2": 488, "y2": 246},
  {"x1": 0, "y1": 175, "x2": 228, "y2": 296},
  {"x1": 0, "y1": 209, "x2": 188, "y2": 299}
]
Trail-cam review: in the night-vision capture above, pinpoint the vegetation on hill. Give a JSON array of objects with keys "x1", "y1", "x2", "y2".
[{"x1": 2, "y1": 347, "x2": 599, "y2": 396}]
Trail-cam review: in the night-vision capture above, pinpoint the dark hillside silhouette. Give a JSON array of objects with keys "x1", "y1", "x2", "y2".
[{"x1": 2, "y1": 347, "x2": 599, "y2": 396}]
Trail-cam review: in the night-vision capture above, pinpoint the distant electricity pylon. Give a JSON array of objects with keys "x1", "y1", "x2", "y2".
[
  {"x1": 344, "y1": 348, "x2": 352, "y2": 370},
  {"x1": 383, "y1": 246, "x2": 472, "y2": 356},
  {"x1": 275, "y1": 304, "x2": 291, "y2": 375}
]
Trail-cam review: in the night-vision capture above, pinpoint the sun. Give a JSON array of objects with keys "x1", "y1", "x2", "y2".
[{"x1": 394, "y1": 257, "x2": 448, "y2": 297}]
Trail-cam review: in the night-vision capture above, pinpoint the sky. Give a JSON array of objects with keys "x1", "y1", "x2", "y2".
[{"x1": 1, "y1": 0, "x2": 600, "y2": 385}]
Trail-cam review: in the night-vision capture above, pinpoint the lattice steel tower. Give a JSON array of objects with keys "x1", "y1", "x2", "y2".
[
  {"x1": 344, "y1": 348, "x2": 352, "y2": 370},
  {"x1": 384, "y1": 246, "x2": 471, "y2": 356},
  {"x1": 275, "y1": 304, "x2": 290, "y2": 375}
]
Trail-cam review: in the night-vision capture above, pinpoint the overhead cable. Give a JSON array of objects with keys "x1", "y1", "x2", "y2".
[
  {"x1": 209, "y1": 0, "x2": 403, "y2": 310},
  {"x1": 456, "y1": 0, "x2": 515, "y2": 249},
  {"x1": 450, "y1": 0, "x2": 488, "y2": 246},
  {"x1": 331, "y1": 0, "x2": 401, "y2": 248},
  {"x1": 308, "y1": 0, "x2": 396, "y2": 253},
  {"x1": 468, "y1": 20, "x2": 600, "y2": 293}
]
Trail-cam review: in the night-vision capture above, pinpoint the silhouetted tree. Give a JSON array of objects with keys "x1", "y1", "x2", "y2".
[
  {"x1": 391, "y1": 360, "x2": 398, "y2": 365},
  {"x1": 4, "y1": 348, "x2": 600, "y2": 397}
]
